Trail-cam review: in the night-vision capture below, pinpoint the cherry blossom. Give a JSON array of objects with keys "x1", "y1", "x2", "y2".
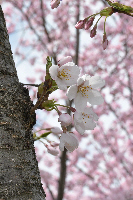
[
  {"x1": 74, "y1": 107, "x2": 98, "y2": 135},
  {"x1": 4, "y1": 0, "x2": 133, "y2": 198},
  {"x1": 59, "y1": 132, "x2": 79, "y2": 152},
  {"x1": 67, "y1": 75, "x2": 105, "y2": 112},
  {"x1": 49, "y1": 62, "x2": 80, "y2": 90},
  {"x1": 58, "y1": 113, "x2": 72, "y2": 127}
]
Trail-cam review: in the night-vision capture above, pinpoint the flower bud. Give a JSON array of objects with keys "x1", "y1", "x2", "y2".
[
  {"x1": 47, "y1": 146, "x2": 59, "y2": 156},
  {"x1": 75, "y1": 20, "x2": 85, "y2": 29},
  {"x1": 85, "y1": 17, "x2": 95, "y2": 30},
  {"x1": 69, "y1": 107, "x2": 76, "y2": 112},
  {"x1": 50, "y1": 141, "x2": 59, "y2": 147},
  {"x1": 51, "y1": 127, "x2": 63, "y2": 135},
  {"x1": 58, "y1": 56, "x2": 73, "y2": 67},
  {"x1": 90, "y1": 25, "x2": 97, "y2": 38},
  {"x1": 58, "y1": 113, "x2": 72, "y2": 127},
  {"x1": 51, "y1": 0, "x2": 60, "y2": 9},
  {"x1": 102, "y1": 33, "x2": 108, "y2": 50}
]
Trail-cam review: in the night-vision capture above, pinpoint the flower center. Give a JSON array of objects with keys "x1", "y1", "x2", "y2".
[
  {"x1": 79, "y1": 85, "x2": 92, "y2": 97},
  {"x1": 58, "y1": 68, "x2": 71, "y2": 80},
  {"x1": 82, "y1": 112, "x2": 90, "y2": 124}
]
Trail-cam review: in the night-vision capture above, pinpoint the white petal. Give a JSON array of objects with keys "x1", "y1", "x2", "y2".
[
  {"x1": 87, "y1": 89, "x2": 104, "y2": 105},
  {"x1": 56, "y1": 78, "x2": 68, "y2": 90},
  {"x1": 59, "y1": 132, "x2": 78, "y2": 152},
  {"x1": 59, "y1": 62, "x2": 80, "y2": 86},
  {"x1": 89, "y1": 76, "x2": 105, "y2": 89},
  {"x1": 74, "y1": 92, "x2": 87, "y2": 112},
  {"x1": 84, "y1": 75, "x2": 91, "y2": 81},
  {"x1": 74, "y1": 111, "x2": 82, "y2": 122},
  {"x1": 84, "y1": 107, "x2": 94, "y2": 115},
  {"x1": 49, "y1": 65, "x2": 59, "y2": 80},
  {"x1": 83, "y1": 118, "x2": 96, "y2": 130},
  {"x1": 84, "y1": 107, "x2": 99, "y2": 121},
  {"x1": 93, "y1": 112, "x2": 99, "y2": 121},
  {"x1": 68, "y1": 133, "x2": 79, "y2": 149},
  {"x1": 59, "y1": 142, "x2": 65, "y2": 151},
  {"x1": 67, "y1": 85, "x2": 78, "y2": 100},
  {"x1": 74, "y1": 122, "x2": 85, "y2": 135},
  {"x1": 77, "y1": 76, "x2": 84, "y2": 86}
]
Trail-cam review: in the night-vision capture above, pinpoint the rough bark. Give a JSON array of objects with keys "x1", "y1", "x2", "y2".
[{"x1": 0, "y1": 6, "x2": 46, "y2": 200}]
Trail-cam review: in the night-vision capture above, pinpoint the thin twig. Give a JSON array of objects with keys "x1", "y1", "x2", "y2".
[{"x1": 21, "y1": 83, "x2": 40, "y2": 87}]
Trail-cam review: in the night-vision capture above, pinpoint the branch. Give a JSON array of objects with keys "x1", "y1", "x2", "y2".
[
  {"x1": 47, "y1": 184, "x2": 55, "y2": 200},
  {"x1": 74, "y1": 0, "x2": 80, "y2": 65},
  {"x1": 40, "y1": 0, "x2": 51, "y2": 43},
  {"x1": 56, "y1": 148, "x2": 67, "y2": 200}
]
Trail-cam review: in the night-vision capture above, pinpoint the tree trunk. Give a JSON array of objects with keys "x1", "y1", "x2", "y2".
[{"x1": 0, "y1": 6, "x2": 46, "y2": 200}]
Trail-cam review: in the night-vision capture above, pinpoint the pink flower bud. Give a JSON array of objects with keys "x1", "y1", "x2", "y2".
[
  {"x1": 47, "y1": 146, "x2": 59, "y2": 156},
  {"x1": 58, "y1": 113, "x2": 72, "y2": 127},
  {"x1": 102, "y1": 33, "x2": 108, "y2": 50},
  {"x1": 75, "y1": 20, "x2": 85, "y2": 29},
  {"x1": 84, "y1": 17, "x2": 95, "y2": 30},
  {"x1": 58, "y1": 56, "x2": 73, "y2": 67},
  {"x1": 69, "y1": 107, "x2": 76, "y2": 112},
  {"x1": 51, "y1": 0, "x2": 60, "y2": 9},
  {"x1": 90, "y1": 25, "x2": 97, "y2": 38},
  {"x1": 51, "y1": 127, "x2": 63, "y2": 135},
  {"x1": 50, "y1": 141, "x2": 59, "y2": 147}
]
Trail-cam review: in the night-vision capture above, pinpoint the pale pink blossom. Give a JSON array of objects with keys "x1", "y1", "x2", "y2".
[
  {"x1": 59, "y1": 132, "x2": 79, "y2": 152},
  {"x1": 58, "y1": 113, "x2": 72, "y2": 126},
  {"x1": 49, "y1": 62, "x2": 80, "y2": 90},
  {"x1": 67, "y1": 75, "x2": 105, "y2": 112},
  {"x1": 74, "y1": 107, "x2": 98, "y2": 135}
]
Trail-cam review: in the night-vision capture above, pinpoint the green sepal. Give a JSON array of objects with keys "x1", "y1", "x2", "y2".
[
  {"x1": 37, "y1": 131, "x2": 51, "y2": 139},
  {"x1": 38, "y1": 82, "x2": 45, "y2": 97},
  {"x1": 45, "y1": 56, "x2": 58, "y2": 91},
  {"x1": 100, "y1": 7, "x2": 113, "y2": 16},
  {"x1": 41, "y1": 99, "x2": 57, "y2": 111},
  {"x1": 34, "y1": 131, "x2": 51, "y2": 140}
]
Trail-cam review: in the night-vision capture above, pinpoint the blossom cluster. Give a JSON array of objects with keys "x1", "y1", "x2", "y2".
[{"x1": 44, "y1": 56, "x2": 105, "y2": 155}]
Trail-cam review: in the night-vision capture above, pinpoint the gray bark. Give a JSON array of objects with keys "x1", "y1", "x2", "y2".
[{"x1": 0, "y1": 6, "x2": 46, "y2": 200}]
